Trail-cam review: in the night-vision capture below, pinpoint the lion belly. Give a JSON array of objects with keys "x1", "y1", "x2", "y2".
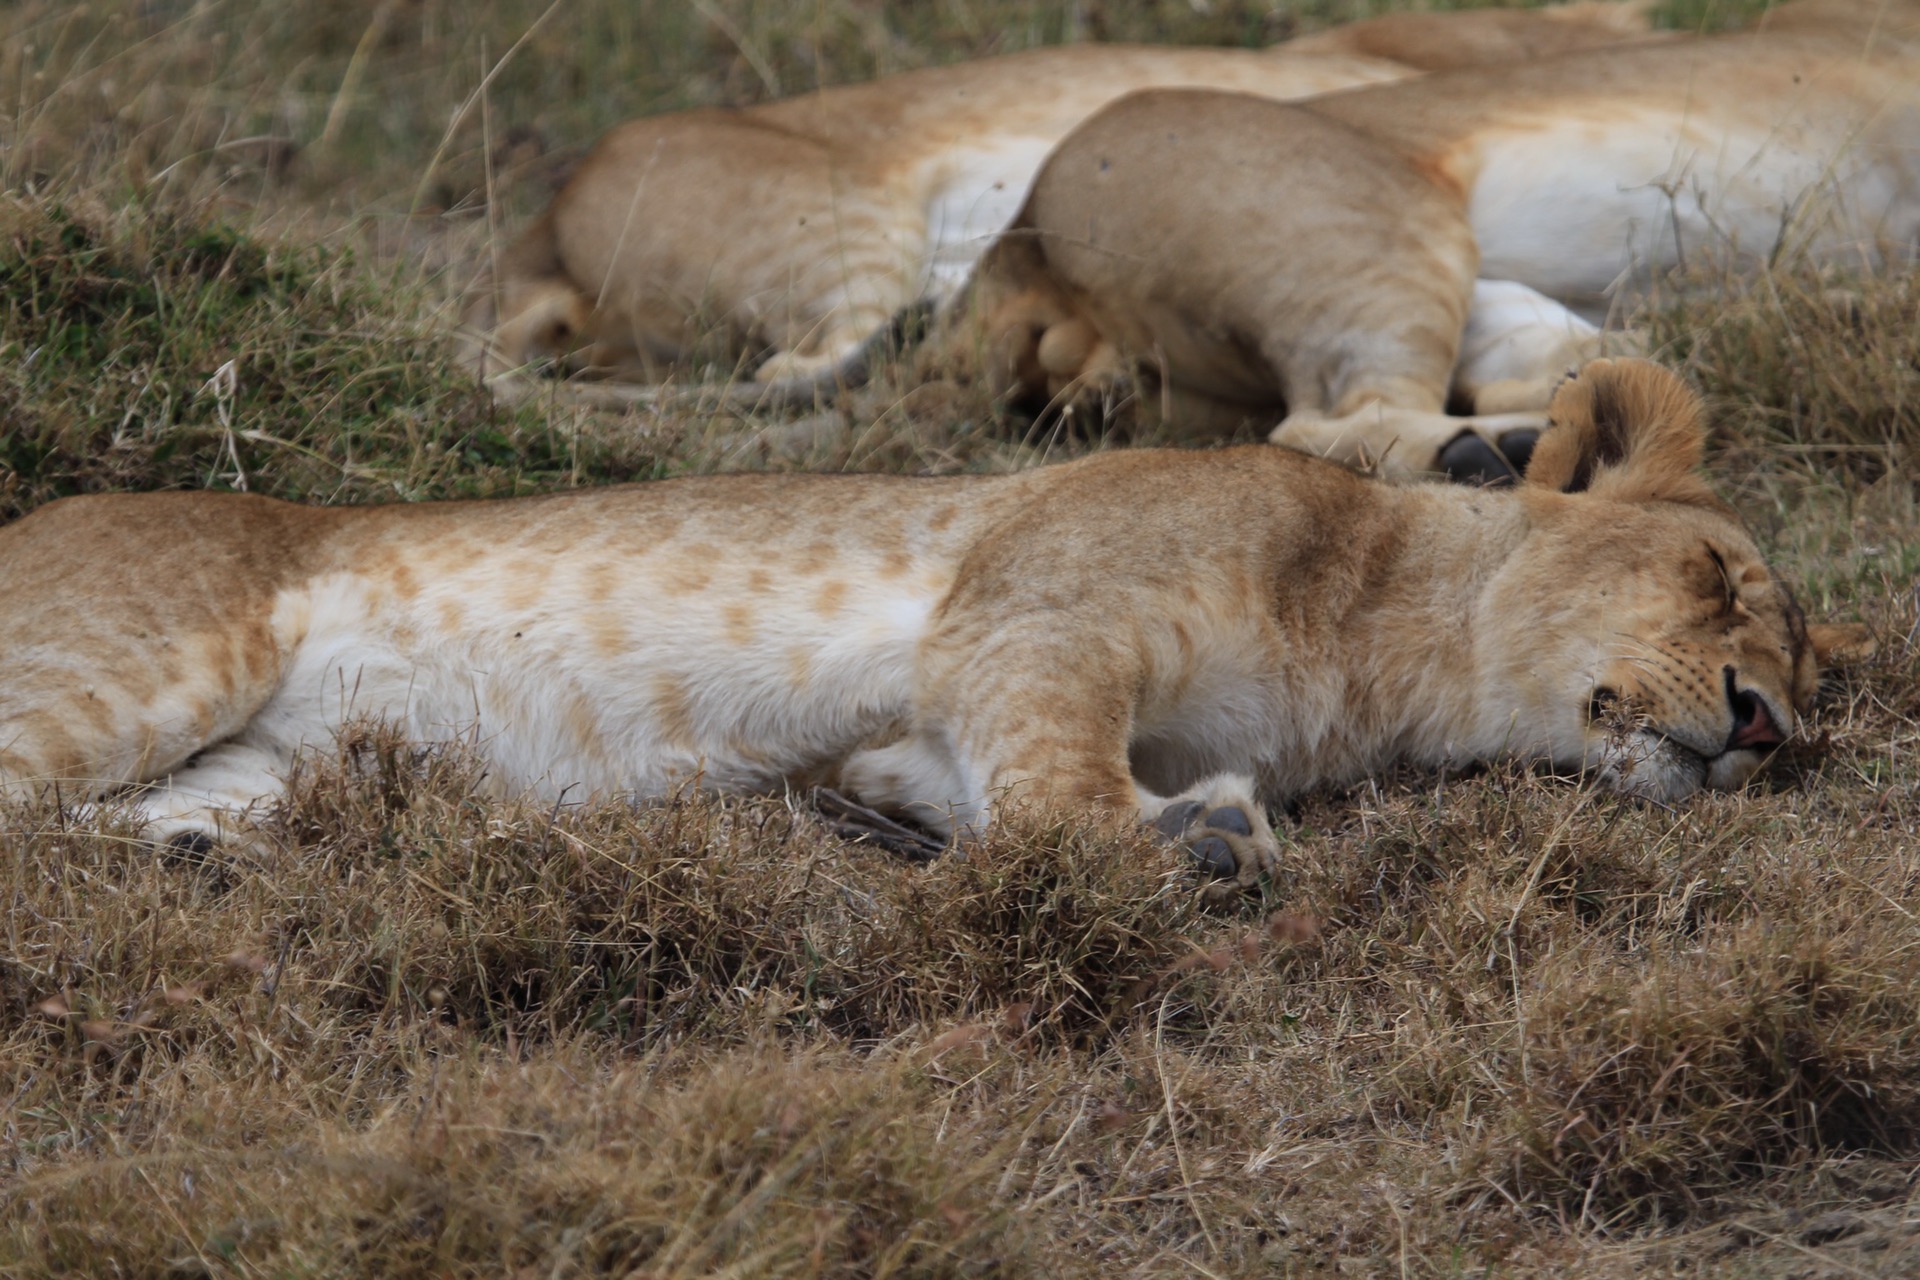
[
  {"x1": 241, "y1": 559, "x2": 943, "y2": 803},
  {"x1": 921, "y1": 137, "x2": 1063, "y2": 301},
  {"x1": 214, "y1": 482, "x2": 1008, "y2": 807},
  {"x1": 1463, "y1": 99, "x2": 1913, "y2": 311}
]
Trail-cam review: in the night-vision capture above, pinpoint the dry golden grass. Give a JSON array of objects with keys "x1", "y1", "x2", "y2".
[{"x1": 4, "y1": 0, "x2": 1919, "y2": 1275}]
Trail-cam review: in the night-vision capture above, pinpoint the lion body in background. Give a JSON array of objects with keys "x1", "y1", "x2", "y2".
[
  {"x1": 476, "y1": 2, "x2": 1656, "y2": 393},
  {"x1": 964, "y1": 0, "x2": 1919, "y2": 479}
]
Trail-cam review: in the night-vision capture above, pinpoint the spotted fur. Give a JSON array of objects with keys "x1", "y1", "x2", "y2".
[{"x1": 0, "y1": 362, "x2": 1867, "y2": 887}]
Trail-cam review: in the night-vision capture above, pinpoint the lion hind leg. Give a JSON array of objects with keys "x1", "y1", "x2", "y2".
[
  {"x1": 839, "y1": 731, "x2": 982, "y2": 841},
  {"x1": 1453, "y1": 279, "x2": 1646, "y2": 416},
  {"x1": 1274, "y1": 403, "x2": 1550, "y2": 485},
  {"x1": 128, "y1": 740, "x2": 289, "y2": 849}
]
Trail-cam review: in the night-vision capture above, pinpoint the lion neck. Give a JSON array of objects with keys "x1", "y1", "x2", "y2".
[{"x1": 1268, "y1": 480, "x2": 1543, "y2": 790}]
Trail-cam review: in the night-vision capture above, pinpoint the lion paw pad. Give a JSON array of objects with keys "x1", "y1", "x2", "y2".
[
  {"x1": 1437, "y1": 431, "x2": 1518, "y2": 487},
  {"x1": 1152, "y1": 799, "x2": 1266, "y2": 882}
]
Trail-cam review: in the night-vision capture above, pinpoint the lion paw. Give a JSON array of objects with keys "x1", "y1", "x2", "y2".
[
  {"x1": 1436, "y1": 423, "x2": 1542, "y2": 486},
  {"x1": 750, "y1": 349, "x2": 840, "y2": 386},
  {"x1": 1147, "y1": 775, "x2": 1280, "y2": 899},
  {"x1": 1436, "y1": 431, "x2": 1517, "y2": 486}
]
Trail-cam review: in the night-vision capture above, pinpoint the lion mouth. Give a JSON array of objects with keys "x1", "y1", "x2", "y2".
[
  {"x1": 1596, "y1": 724, "x2": 1781, "y2": 802},
  {"x1": 1585, "y1": 681, "x2": 1783, "y2": 802}
]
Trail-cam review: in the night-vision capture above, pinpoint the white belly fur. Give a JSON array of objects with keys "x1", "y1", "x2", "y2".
[
  {"x1": 921, "y1": 136, "x2": 1062, "y2": 302},
  {"x1": 240, "y1": 548, "x2": 948, "y2": 803},
  {"x1": 1468, "y1": 108, "x2": 1910, "y2": 310}
]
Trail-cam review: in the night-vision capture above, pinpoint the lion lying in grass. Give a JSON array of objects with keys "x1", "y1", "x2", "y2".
[
  {"x1": 963, "y1": 0, "x2": 1919, "y2": 481},
  {"x1": 0, "y1": 362, "x2": 1868, "y2": 891},
  {"x1": 473, "y1": 2, "x2": 1655, "y2": 398}
]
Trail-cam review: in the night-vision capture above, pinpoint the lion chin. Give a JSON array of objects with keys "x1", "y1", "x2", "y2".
[{"x1": 1589, "y1": 735, "x2": 1714, "y2": 805}]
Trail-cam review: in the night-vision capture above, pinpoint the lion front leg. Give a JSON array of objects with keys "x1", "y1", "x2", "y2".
[
  {"x1": 1272, "y1": 403, "x2": 1548, "y2": 485},
  {"x1": 845, "y1": 729, "x2": 1280, "y2": 896},
  {"x1": 1141, "y1": 773, "x2": 1283, "y2": 899},
  {"x1": 127, "y1": 740, "x2": 289, "y2": 851},
  {"x1": 843, "y1": 631, "x2": 1278, "y2": 896},
  {"x1": 974, "y1": 748, "x2": 1282, "y2": 901}
]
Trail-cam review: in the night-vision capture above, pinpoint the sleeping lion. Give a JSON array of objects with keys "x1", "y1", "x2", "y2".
[
  {"x1": 473, "y1": 2, "x2": 1657, "y2": 397},
  {"x1": 964, "y1": 0, "x2": 1919, "y2": 481},
  {"x1": 0, "y1": 362, "x2": 1868, "y2": 890}
]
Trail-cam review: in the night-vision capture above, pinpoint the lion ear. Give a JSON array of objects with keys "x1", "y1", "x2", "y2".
[
  {"x1": 1523, "y1": 359, "x2": 1717, "y2": 506},
  {"x1": 1808, "y1": 622, "x2": 1876, "y2": 668}
]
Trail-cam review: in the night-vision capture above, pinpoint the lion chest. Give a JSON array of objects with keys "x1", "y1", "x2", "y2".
[{"x1": 1121, "y1": 603, "x2": 1354, "y2": 797}]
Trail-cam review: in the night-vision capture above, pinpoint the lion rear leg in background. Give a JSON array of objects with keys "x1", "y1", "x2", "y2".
[
  {"x1": 479, "y1": 110, "x2": 925, "y2": 391},
  {"x1": 959, "y1": 88, "x2": 1638, "y2": 483},
  {"x1": 1274, "y1": 278, "x2": 1642, "y2": 482},
  {"x1": 964, "y1": 239, "x2": 1601, "y2": 482}
]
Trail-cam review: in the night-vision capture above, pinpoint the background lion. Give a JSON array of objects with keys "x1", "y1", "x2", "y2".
[
  {"x1": 963, "y1": 0, "x2": 1919, "y2": 481},
  {"x1": 473, "y1": 1, "x2": 1657, "y2": 399}
]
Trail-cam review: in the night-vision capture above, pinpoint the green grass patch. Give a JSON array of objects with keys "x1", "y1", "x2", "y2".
[{"x1": 0, "y1": 199, "x2": 664, "y2": 519}]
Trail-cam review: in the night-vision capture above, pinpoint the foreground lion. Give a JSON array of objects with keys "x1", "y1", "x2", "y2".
[
  {"x1": 0, "y1": 363, "x2": 1867, "y2": 888},
  {"x1": 475, "y1": 2, "x2": 1655, "y2": 396},
  {"x1": 965, "y1": 0, "x2": 1919, "y2": 481}
]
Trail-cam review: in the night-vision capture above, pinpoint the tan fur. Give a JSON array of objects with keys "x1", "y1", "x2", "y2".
[
  {"x1": 960, "y1": 0, "x2": 1920, "y2": 478},
  {"x1": 471, "y1": 3, "x2": 1657, "y2": 397},
  {"x1": 1289, "y1": 0, "x2": 1660, "y2": 64},
  {"x1": 0, "y1": 363, "x2": 1867, "y2": 889}
]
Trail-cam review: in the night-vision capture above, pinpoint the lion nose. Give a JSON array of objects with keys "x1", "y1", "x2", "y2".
[{"x1": 1724, "y1": 667, "x2": 1784, "y2": 752}]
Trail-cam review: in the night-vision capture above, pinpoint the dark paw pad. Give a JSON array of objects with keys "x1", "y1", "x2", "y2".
[
  {"x1": 1438, "y1": 432, "x2": 1517, "y2": 488},
  {"x1": 160, "y1": 831, "x2": 234, "y2": 891},
  {"x1": 1205, "y1": 805, "x2": 1253, "y2": 837},
  {"x1": 1152, "y1": 799, "x2": 1205, "y2": 840},
  {"x1": 1496, "y1": 427, "x2": 1540, "y2": 476},
  {"x1": 1187, "y1": 835, "x2": 1239, "y2": 880}
]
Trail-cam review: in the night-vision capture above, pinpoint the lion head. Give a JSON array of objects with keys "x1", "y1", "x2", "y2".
[{"x1": 1479, "y1": 360, "x2": 1869, "y2": 802}]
